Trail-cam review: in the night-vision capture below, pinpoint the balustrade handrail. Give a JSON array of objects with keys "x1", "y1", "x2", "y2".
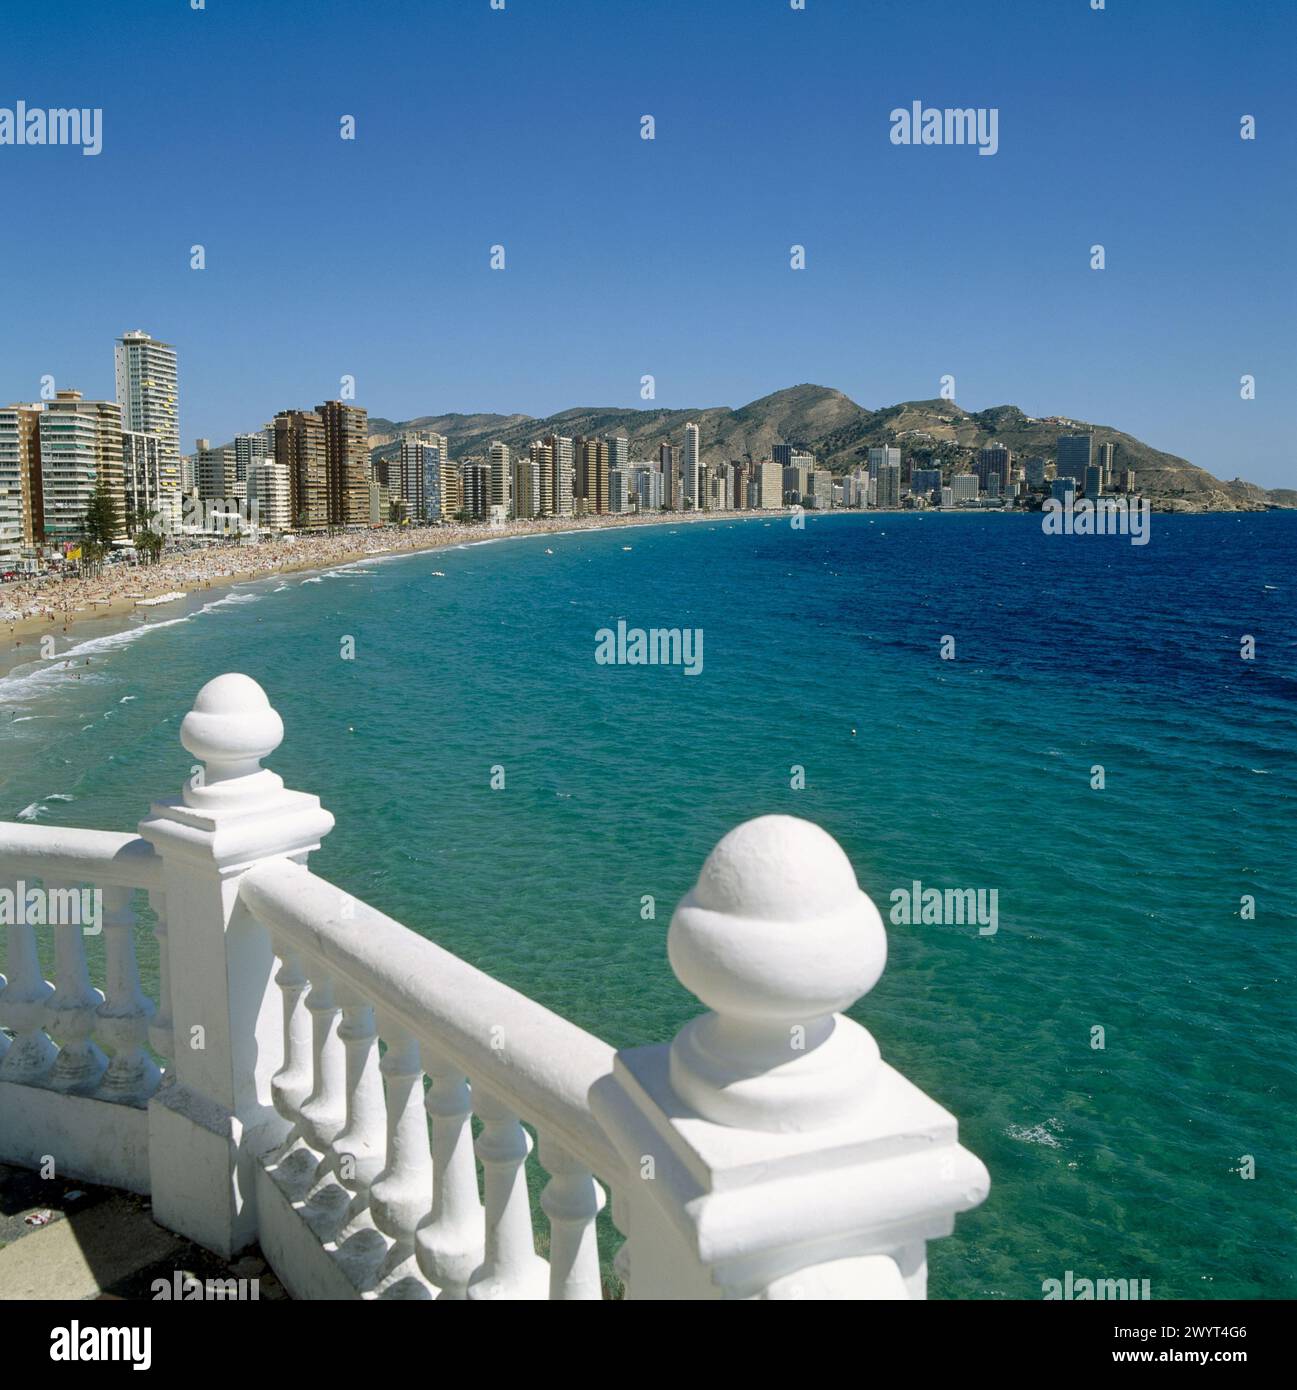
[
  {"x1": 238, "y1": 857, "x2": 624, "y2": 1189},
  {"x1": 0, "y1": 822, "x2": 163, "y2": 893}
]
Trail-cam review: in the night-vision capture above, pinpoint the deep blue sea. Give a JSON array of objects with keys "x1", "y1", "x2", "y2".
[{"x1": 2, "y1": 510, "x2": 1294, "y2": 1298}]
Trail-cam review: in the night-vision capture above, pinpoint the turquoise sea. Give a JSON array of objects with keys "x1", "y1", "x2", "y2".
[{"x1": 2, "y1": 510, "x2": 1294, "y2": 1299}]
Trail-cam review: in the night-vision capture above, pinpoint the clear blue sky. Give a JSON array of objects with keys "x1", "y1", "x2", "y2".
[{"x1": 1, "y1": 0, "x2": 1292, "y2": 487}]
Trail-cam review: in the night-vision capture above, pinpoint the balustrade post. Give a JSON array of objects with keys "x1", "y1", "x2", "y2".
[
  {"x1": 138, "y1": 673, "x2": 334, "y2": 1257},
  {"x1": 45, "y1": 879, "x2": 107, "y2": 1094},
  {"x1": 0, "y1": 883, "x2": 56, "y2": 1085},
  {"x1": 466, "y1": 1088, "x2": 548, "y2": 1300},
  {"x1": 96, "y1": 885, "x2": 161, "y2": 1104},
  {"x1": 368, "y1": 1023, "x2": 434, "y2": 1296},
  {"x1": 590, "y1": 814, "x2": 990, "y2": 1300},
  {"x1": 415, "y1": 1057, "x2": 484, "y2": 1299}
]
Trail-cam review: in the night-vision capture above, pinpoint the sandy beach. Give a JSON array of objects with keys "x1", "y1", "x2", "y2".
[{"x1": 1, "y1": 509, "x2": 760, "y2": 660}]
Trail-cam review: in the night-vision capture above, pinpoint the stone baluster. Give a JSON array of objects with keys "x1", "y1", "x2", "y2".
[
  {"x1": 467, "y1": 1088, "x2": 548, "y2": 1300},
  {"x1": 139, "y1": 672, "x2": 334, "y2": 1256},
  {"x1": 415, "y1": 1056, "x2": 484, "y2": 1299},
  {"x1": 539, "y1": 1136, "x2": 606, "y2": 1300},
  {"x1": 45, "y1": 880, "x2": 107, "y2": 1093},
  {"x1": 147, "y1": 891, "x2": 174, "y2": 1073},
  {"x1": 0, "y1": 882, "x2": 55, "y2": 1084},
  {"x1": 368, "y1": 1022, "x2": 433, "y2": 1295},
  {"x1": 297, "y1": 969, "x2": 346, "y2": 1158},
  {"x1": 97, "y1": 886, "x2": 161, "y2": 1104},
  {"x1": 590, "y1": 814, "x2": 990, "y2": 1300},
  {"x1": 325, "y1": 989, "x2": 386, "y2": 1227},
  {"x1": 269, "y1": 948, "x2": 313, "y2": 1136}
]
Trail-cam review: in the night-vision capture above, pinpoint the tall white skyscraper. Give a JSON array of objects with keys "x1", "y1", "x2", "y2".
[
  {"x1": 488, "y1": 441, "x2": 513, "y2": 518},
  {"x1": 114, "y1": 331, "x2": 180, "y2": 491},
  {"x1": 682, "y1": 422, "x2": 700, "y2": 509}
]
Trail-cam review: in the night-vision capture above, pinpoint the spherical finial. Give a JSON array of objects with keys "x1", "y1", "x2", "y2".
[
  {"x1": 667, "y1": 817, "x2": 887, "y2": 1130},
  {"x1": 180, "y1": 673, "x2": 284, "y2": 784},
  {"x1": 669, "y1": 816, "x2": 886, "y2": 1024}
]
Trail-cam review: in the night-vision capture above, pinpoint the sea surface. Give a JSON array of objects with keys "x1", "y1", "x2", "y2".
[{"x1": 2, "y1": 511, "x2": 1294, "y2": 1299}]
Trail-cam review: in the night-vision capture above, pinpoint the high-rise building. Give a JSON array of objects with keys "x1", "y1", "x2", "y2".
[
  {"x1": 1024, "y1": 456, "x2": 1048, "y2": 487},
  {"x1": 1097, "y1": 441, "x2": 1115, "y2": 487},
  {"x1": 976, "y1": 443, "x2": 1012, "y2": 493},
  {"x1": 608, "y1": 435, "x2": 628, "y2": 476},
  {"x1": 754, "y1": 459, "x2": 782, "y2": 510},
  {"x1": 877, "y1": 462, "x2": 902, "y2": 508},
  {"x1": 574, "y1": 436, "x2": 608, "y2": 515},
  {"x1": 114, "y1": 331, "x2": 179, "y2": 501},
  {"x1": 316, "y1": 401, "x2": 369, "y2": 527},
  {"x1": 0, "y1": 403, "x2": 44, "y2": 555},
  {"x1": 461, "y1": 459, "x2": 490, "y2": 519},
  {"x1": 233, "y1": 430, "x2": 275, "y2": 484},
  {"x1": 512, "y1": 450, "x2": 541, "y2": 518},
  {"x1": 867, "y1": 446, "x2": 899, "y2": 479},
  {"x1": 1084, "y1": 464, "x2": 1103, "y2": 498},
  {"x1": 397, "y1": 436, "x2": 448, "y2": 522},
  {"x1": 194, "y1": 438, "x2": 235, "y2": 501},
  {"x1": 1056, "y1": 434, "x2": 1093, "y2": 482},
  {"x1": 609, "y1": 467, "x2": 634, "y2": 514},
  {"x1": 274, "y1": 410, "x2": 329, "y2": 530},
  {"x1": 910, "y1": 467, "x2": 941, "y2": 497},
  {"x1": 949, "y1": 473, "x2": 978, "y2": 503},
  {"x1": 246, "y1": 459, "x2": 292, "y2": 532},
  {"x1": 940, "y1": 486, "x2": 954, "y2": 508},
  {"x1": 122, "y1": 431, "x2": 166, "y2": 532},
  {"x1": 1051, "y1": 476, "x2": 1078, "y2": 503},
  {"x1": 39, "y1": 391, "x2": 125, "y2": 545},
  {"x1": 660, "y1": 443, "x2": 678, "y2": 510},
  {"x1": 729, "y1": 460, "x2": 749, "y2": 511},
  {"x1": 632, "y1": 464, "x2": 664, "y2": 512},
  {"x1": 543, "y1": 435, "x2": 574, "y2": 518},
  {"x1": 529, "y1": 440, "x2": 555, "y2": 516},
  {"x1": 805, "y1": 470, "x2": 832, "y2": 509},
  {"x1": 682, "y1": 422, "x2": 701, "y2": 509},
  {"x1": 487, "y1": 441, "x2": 513, "y2": 518}
]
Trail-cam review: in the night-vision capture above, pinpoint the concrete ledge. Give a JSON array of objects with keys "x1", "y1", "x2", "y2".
[
  {"x1": 0, "y1": 1080, "x2": 149, "y2": 1194},
  {"x1": 254, "y1": 1159, "x2": 360, "y2": 1300}
]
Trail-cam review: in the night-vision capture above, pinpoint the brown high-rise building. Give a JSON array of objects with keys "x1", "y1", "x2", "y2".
[
  {"x1": 660, "y1": 442, "x2": 677, "y2": 510},
  {"x1": 1, "y1": 404, "x2": 45, "y2": 544},
  {"x1": 274, "y1": 410, "x2": 328, "y2": 530},
  {"x1": 574, "y1": 436, "x2": 609, "y2": 515},
  {"x1": 316, "y1": 400, "x2": 370, "y2": 527}
]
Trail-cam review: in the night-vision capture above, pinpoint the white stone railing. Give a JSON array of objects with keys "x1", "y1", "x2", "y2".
[{"x1": 0, "y1": 672, "x2": 990, "y2": 1299}]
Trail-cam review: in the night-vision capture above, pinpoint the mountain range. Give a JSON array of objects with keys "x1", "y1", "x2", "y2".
[{"x1": 368, "y1": 385, "x2": 1293, "y2": 512}]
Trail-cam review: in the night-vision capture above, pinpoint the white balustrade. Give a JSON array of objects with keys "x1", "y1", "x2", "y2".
[{"x1": 0, "y1": 672, "x2": 990, "y2": 1299}]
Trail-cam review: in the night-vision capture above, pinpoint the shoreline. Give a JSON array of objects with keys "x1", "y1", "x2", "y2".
[{"x1": 0, "y1": 510, "x2": 763, "y2": 676}]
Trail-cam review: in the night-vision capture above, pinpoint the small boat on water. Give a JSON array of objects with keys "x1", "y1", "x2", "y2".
[{"x1": 544, "y1": 548, "x2": 554, "y2": 555}]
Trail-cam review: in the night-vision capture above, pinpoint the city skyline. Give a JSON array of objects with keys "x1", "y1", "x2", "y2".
[{"x1": 0, "y1": 0, "x2": 1292, "y2": 488}]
